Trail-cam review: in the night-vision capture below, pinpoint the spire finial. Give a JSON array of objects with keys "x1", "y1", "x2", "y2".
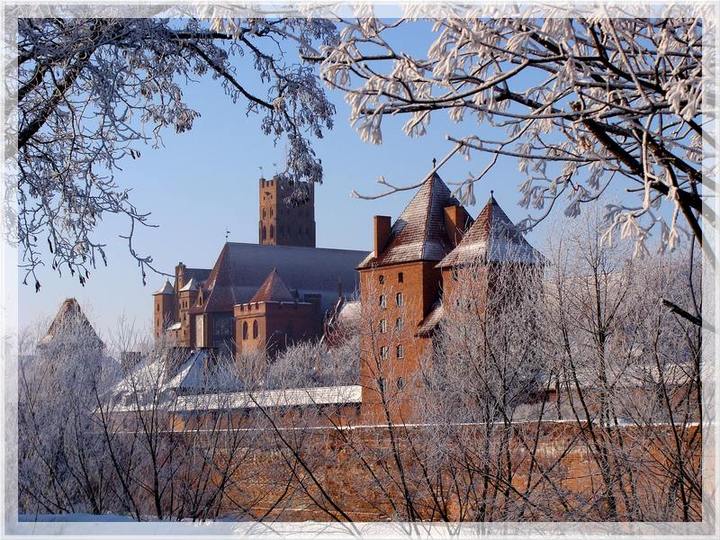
[
  {"x1": 432, "y1": 157, "x2": 437, "y2": 168},
  {"x1": 490, "y1": 190, "x2": 494, "y2": 198}
]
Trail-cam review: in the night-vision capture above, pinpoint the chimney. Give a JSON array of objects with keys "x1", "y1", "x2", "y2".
[
  {"x1": 444, "y1": 205, "x2": 470, "y2": 246},
  {"x1": 373, "y1": 216, "x2": 392, "y2": 256}
]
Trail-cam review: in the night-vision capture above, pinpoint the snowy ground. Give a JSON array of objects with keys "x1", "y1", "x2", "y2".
[{"x1": 19, "y1": 513, "x2": 134, "y2": 522}]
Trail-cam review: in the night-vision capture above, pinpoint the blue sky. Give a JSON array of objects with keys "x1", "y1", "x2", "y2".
[{"x1": 17, "y1": 22, "x2": 568, "y2": 339}]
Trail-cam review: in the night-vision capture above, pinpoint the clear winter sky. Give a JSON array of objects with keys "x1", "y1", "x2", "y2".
[{"x1": 17, "y1": 21, "x2": 568, "y2": 340}]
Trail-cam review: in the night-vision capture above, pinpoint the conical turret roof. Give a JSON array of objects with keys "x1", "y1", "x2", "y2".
[
  {"x1": 154, "y1": 280, "x2": 174, "y2": 295},
  {"x1": 250, "y1": 268, "x2": 295, "y2": 303},
  {"x1": 438, "y1": 194, "x2": 543, "y2": 268},
  {"x1": 359, "y1": 173, "x2": 466, "y2": 268},
  {"x1": 38, "y1": 298, "x2": 104, "y2": 349}
]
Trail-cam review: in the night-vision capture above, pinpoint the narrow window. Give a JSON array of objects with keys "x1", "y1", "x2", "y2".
[
  {"x1": 396, "y1": 292, "x2": 404, "y2": 307},
  {"x1": 252, "y1": 320, "x2": 259, "y2": 339},
  {"x1": 396, "y1": 377, "x2": 405, "y2": 390},
  {"x1": 378, "y1": 275, "x2": 385, "y2": 285},
  {"x1": 379, "y1": 319, "x2": 387, "y2": 333},
  {"x1": 396, "y1": 344, "x2": 404, "y2": 359},
  {"x1": 262, "y1": 225, "x2": 267, "y2": 240},
  {"x1": 242, "y1": 321, "x2": 248, "y2": 340},
  {"x1": 379, "y1": 294, "x2": 387, "y2": 309},
  {"x1": 380, "y1": 346, "x2": 389, "y2": 359},
  {"x1": 398, "y1": 272, "x2": 404, "y2": 283},
  {"x1": 395, "y1": 317, "x2": 403, "y2": 330},
  {"x1": 378, "y1": 377, "x2": 385, "y2": 392},
  {"x1": 269, "y1": 225, "x2": 274, "y2": 239}
]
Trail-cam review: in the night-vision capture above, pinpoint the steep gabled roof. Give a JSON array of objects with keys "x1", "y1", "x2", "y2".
[
  {"x1": 250, "y1": 268, "x2": 295, "y2": 303},
  {"x1": 154, "y1": 280, "x2": 174, "y2": 295},
  {"x1": 438, "y1": 194, "x2": 543, "y2": 268},
  {"x1": 39, "y1": 298, "x2": 104, "y2": 349},
  {"x1": 359, "y1": 173, "x2": 467, "y2": 268}
]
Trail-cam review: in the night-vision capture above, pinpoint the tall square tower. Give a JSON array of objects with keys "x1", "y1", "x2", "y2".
[{"x1": 259, "y1": 176, "x2": 316, "y2": 247}]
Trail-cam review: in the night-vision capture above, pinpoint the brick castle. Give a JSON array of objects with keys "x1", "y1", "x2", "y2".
[{"x1": 152, "y1": 170, "x2": 543, "y2": 422}]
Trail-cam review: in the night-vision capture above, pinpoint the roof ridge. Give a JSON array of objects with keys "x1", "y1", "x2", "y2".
[{"x1": 420, "y1": 175, "x2": 436, "y2": 260}]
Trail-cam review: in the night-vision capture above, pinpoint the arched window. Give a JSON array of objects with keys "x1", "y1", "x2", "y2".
[
  {"x1": 252, "y1": 320, "x2": 259, "y2": 339},
  {"x1": 269, "y1": 225, "x2": 274, "y2": 239},
  {"x1": 242, "y1": 321, "x2": 248, "y2": 340}
]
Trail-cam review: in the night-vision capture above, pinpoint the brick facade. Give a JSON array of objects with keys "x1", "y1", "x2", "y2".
[{"x1": 259, "y1": 176, "x2": 316, "y2": 247}]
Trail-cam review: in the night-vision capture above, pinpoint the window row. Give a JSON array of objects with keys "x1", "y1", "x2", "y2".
[
  {"x1": 378, "y1": 377, "x2": 405, "y2": 392},
  {"x1": 379, "y1": 344, "x2": 404, "y2": 359},
  {"x1": 378, "y1": 317, "x2": 404, "y2": 333},
  {"x1": 379, "y1": 292, "x2": 403, "y2": 309},
  {"x1": 241, "y1": 320, "x2": 259, "y2": 340},
  {"x1": 378, "y1": 272, "x2": 404, "y2": 285}
]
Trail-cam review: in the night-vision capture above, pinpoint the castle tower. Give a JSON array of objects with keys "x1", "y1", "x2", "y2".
[
  {"x1": 153, "y1": 280, "x2": 176, "y2": 339},
  {"x1": 356, "y1": 172, "x2": 472, "y2": 422},
  {"x1": 259, "y1": 176, "x2": 316, "y2": 247},
  {"x1": 234, "y1": 268, "x2": 319, "y2": 359}
]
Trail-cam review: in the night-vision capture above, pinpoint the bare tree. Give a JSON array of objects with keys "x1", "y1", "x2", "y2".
[
  {"x1": 542, "y1": 217, "x2": 702, "y2": 520},
  {"x1": 316, "y1": 10, "x2": 711, "y2": 254},
  {"x1": 10, "y1": 14, "x2": 337, "y2": 289}
]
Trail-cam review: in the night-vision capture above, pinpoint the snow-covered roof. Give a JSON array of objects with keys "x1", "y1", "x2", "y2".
[
  {"x1": 38, "y1": 298, "x2": 104, "y2": 349},
  {"x1": 154, "y1": 280, "x2": 175, "y2": 295},
  {"x1": 416, "y1": 303, "x2": 444, "y2": 337},
  {"x1": 171, "y1": 384, "x2": 362, "y2": 412},
  {"x1": 179, "y1": 278, "x2": 198, "y2": 292},
  {"x1": 438, "y1": 194, "x2": 543, "y2": 268},
  {"x1": 111, "y1": 383, "x2": 362, "y2": 413},
  {"x1": 359, "y1": 173, "x2": 467, "y2": 268},
  {"x1": 337, "y1": 300, "x2": 361, "y2": 324}
]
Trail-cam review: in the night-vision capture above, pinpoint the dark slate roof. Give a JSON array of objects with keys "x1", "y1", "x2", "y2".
[
  {"x1": 182, "y1": 267, "x2": 211, "y2": 287},
  {"x1": 358, "y1": 173, "x2": 468, "y2": 268},
  {"x1": 250, "y1": 268, "x2": 295, "y2": 303},
  {"x1": 438, "y1": 195, "x2": 544, "y2": 268},
  {"x1": 196, "y1": 243, "x2": 367, "y2": 314},
  {"x1": 39, "y1": 298, "x2": 104, "y2": 349}
]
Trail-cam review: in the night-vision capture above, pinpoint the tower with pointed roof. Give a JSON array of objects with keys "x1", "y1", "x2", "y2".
[
  {"x1": 153, "y1": 280, "x2": 177, "y2": 340},
  {"x1": 259, "y1": 176, "x2": 316, "y2": 247},
  {"x1": 234, "y1": 268, "x2": 320, "y2": 358},
  {"x1": 437, "y1": 192, "x2": 544, "y2": 298},
  {"x1": 357, "y1": 171, "x2": 473, "y2": 421}
]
